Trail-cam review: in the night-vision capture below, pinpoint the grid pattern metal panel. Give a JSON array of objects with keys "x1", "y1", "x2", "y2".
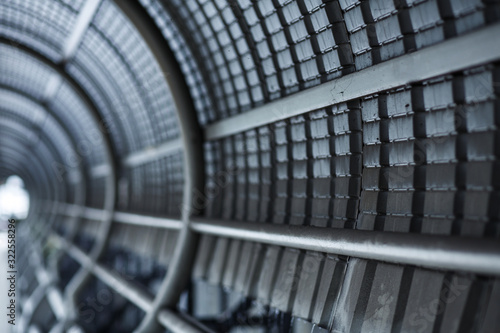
[
  {"x1": 192, "y1": 62, "x2": 500, "y2": 330},
  {"x1": 126, "y1": 152, "x2": 185, "y2": 216},
  {"x1": 76, "y1": 26, "x2": 157, "y2": 150},
  {"x1": 66, "y1": 60, "x2": 130, "y2": 155},
  {"x1": 50, "y1": 82, "x2": 108, "y2": 165},
  {"x1": 3, "y1": 0, "x2": 500, "y2": 332},
  {"x1": 92, "y1": 0, "x2": 181, "y2": 143},
  {"x1": 139, "y1": 0, "x2": 216, "y2": 125},
  {"x1": 0, "y1": 45, "x2": 54, "y2": 100},
  {"x1": 0, "y1": 91, "x2": 76, "y2": 162},
  {"x1": 0, "y1": 0, "x2": 77, "y2": 61},
  {"x1": 203, "y1": 102, "x2": 362, "y2": 228},
  {"x1": 0, "y1": 45, "x2": 110, "y2": 166},
  {"x1": 139, "y1": 0, "x2": 497, "y2": 126},
  {"x1": 359, "y1": 65, "x2": 500, "y2": 237}
]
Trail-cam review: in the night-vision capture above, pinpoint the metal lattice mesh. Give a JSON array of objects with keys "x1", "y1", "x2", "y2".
[
  {"x1": 140, "y1": 0, "x2": 216, "y2": 125},
  {"x1": 134, "y1": 0, "x2": 499, "y2": 131},
  {"x1": 126, "y1": 153, "x2": 185, "y2": 215},
  {"x1": 0, "y1": 92, "x2": 76, "y2": 161},
  {"x1": 0, "y1": 0, "x2": 77, "y2": 61},
  {"x1": 203, "y1": 102, "x2": 362, "y2": 227},
  {"x1": 91, "y1": 0, "x2": 180, "y2": 144},
  {"x1": 2, "y1": 0, "x2": 500, "y2": 332},
  {"x1": 50, "y1": 82, "x2": 107, "y2": 165},
  {"x1": 191, "y1": 63, "x2": 500, "y2": 329},
  {"x1": 359, "y1": 66, "x2": 499, "y2": 237},
  {"x1": 1, "y1": 46, "x2": 109, "y2": 166},
  {"x1": 66, "y1": 60, "x2": 130, "y2": 155},
  {"x1": 0, "y1": 44, "x2": 54, "y2": 100},
  {"x1": 77, "y1": 26, "x2": 157, "y2": 150}
]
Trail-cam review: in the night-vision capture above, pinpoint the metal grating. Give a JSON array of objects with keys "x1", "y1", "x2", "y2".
[
  {"x1": 1, "y1": 0, "x2": 499, "y2": 332},
  {"x1": 0, "y1": 0, "x2": 78, "y2": 61}
]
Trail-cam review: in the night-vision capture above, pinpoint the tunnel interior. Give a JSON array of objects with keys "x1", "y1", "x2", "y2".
[{"x1": 1, "y1": 0, "x2": 500, "y2": 332}]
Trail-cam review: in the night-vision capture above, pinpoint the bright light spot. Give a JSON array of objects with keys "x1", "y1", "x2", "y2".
[{"x1": 0, "y1": 175, "x2": 30, "y2": 220}]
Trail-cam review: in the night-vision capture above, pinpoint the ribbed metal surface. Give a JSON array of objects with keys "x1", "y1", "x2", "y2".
[{"x1": 1, "y1": 0, "x2": 499, "y2": 332}]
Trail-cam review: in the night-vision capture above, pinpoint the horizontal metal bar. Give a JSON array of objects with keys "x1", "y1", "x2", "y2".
[
  {"x1": 114, "y1": 211, "x2": 182, "y2": 229},
  {"x1": 123, "y1": 138, "x2": 183, "y2": 168},
  {"x1": 54, "y1": 202, "x2": 500, "y2": 276},
  {"x1": 89, "y1": 164, "x2": 111, "y2": 178},
  {"x1": 82, "y1": 207, "x2": 111, "y2": 221},
  {"x1": 57, "y1": 203, "x2": 182, "y2": 229},
  {"x1": 59, "y1": 203, "x2": 105, "y2": 220},
  {"x1": 190, "y1": 218, "x2": 500, "y2": 276},
  {"x1": 62, "y1": 0, "x2": 101, "y2": 61},
  {"x1": 205, "y1": 22, "x2": 500, "y2": 140},
  {"x1": 62, "y1": 203, "x2": 83, "y2": 217}
]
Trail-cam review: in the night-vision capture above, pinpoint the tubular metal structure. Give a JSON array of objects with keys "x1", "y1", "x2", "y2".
[{"x1": 1, "y1": 0, "x2": 500, "y2": 332}]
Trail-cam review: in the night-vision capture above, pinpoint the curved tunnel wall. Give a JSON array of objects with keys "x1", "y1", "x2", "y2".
[{"x1": 1, "y1": 0, "x2": 500, "y2": 332}]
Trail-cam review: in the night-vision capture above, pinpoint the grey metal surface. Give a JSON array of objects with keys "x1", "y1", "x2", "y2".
[
  {"x1": 123, "y1": 138, "x2": 183, "y2": 168},
  {"x1": 59, "y1": 236, "x2": 152, "y2": 312},
  {"x1": 61, "y1": 0, "x2": 102, "y2": 61},
  {"x1": 53, "y1": 234, "x2": 205, "y2": 333},
  {"x1": 190, "y1": 218, "x2": 500, "y2": 276},
  {"x1": 157, "y1": 310, "x2": 204, "y2": 333},
  {"x1": 110, "y1": 2, "x2": 204, "y2": 332},
  {"x1": 54, "y1": 204, "x2": 500, "y2": 276},
  {"x1": 205, "y1": 22, "x2": 500, "y2": 140},
  {"x1": 2, "y1": 0, "x2": 500, "y2": 332}
]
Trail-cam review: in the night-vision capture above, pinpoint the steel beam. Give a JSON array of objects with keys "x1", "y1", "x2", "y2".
[
  {"x1": 190, "y1": 218, "x2": 500, "y2": 276},
  {"x1": 89, "y1": 164, "x2": 111, "y2": 178},
  {"x1": 54, "y1": 236, "x2": 205, "y2": 333},
  {"x1": 205, "y1": 22, "x2": 500, "y2": 140},
  {"x1": 113, "y1": 211, "x2": 182, "y2": 229},
  {"x1": 62, "y1": 0, "x2": 102, "y2": 61},
  {"x1": 52, "y1": 203, "x2": 500, "y2": 276},
  {"x1": 59, "y1": 236, "x2": 153, "y2": 312},
  {"x1": 123, "y1": 138, "x2": 183, "y2": 168},
  {"x1": 57, "y1": 203, "x2": 183, "y2": 229},
  {"x1": 112, "y1": 2, "x2": 205, "y2": 333}
]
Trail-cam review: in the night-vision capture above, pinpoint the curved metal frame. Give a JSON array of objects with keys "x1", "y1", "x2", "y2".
[
  {"x1": 0, "y1": 87, "x2": 87, "y2": 218},
  {"x1": 112, "y1": 2, "x2": 205, "y2": 332},
  {"x1": 0, "y1": 85, "x2": 90, "y2": 329},
  {"x1": 0, "y1": 147, "x2": 52, "y2": 211},
  {"x1": 0, "y1": 152, "x2": 50, "y2": 220},
  {"x1": 0, "y1": 91, "x2": 85, "y2": 243},
  {"x1": 3, "y1": 3, "x2": 500, "y2": 333},
  {"x1": 0, "y1": 38, "x2": 117, "y2": 329},
  {"x1": 0, "y1": 122, "x2": 67, "y2": 207}
]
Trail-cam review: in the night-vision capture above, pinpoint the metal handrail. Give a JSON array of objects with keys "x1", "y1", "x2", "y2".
[{"x1": 53, "y1": 203, "x2": 500, "y2": 276}]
